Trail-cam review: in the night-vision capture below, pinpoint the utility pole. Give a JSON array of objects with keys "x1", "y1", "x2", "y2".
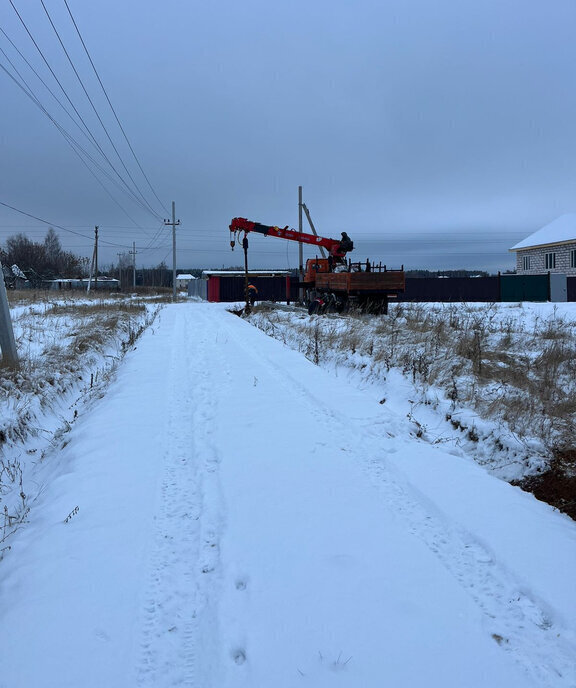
[
  {"x1": 87, "y1": 250, "x2": 94, "y2": 293},
  {"x1": 243, "y1": 234, "x2": 251, "y2": 315},
  {"x1": 0, "y1": 262, "x2": 18, "y2": 367},
  {"x1": 129, "y1": 242, "x2": 137, "y2": 288},
  {"x1": 298, "y1": 186, "x2": 304, "y2": 302},
  {"x1": 94, "y1": 226, "x2": 99, "y2": 292},
  {"x1": 117, "y1": 252, "x2": 124, "y2": 290},
  {"x1": 87, "y1": 226, "x2": 99, "y2": 293},
  {"x1": 164, "y1": 202, "x2": 180, "y2": 301},
  {"x1": 302, "y1": 202, "x2": 327, "y2": 258}
]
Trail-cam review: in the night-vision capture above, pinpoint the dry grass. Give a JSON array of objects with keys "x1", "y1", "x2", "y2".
[
  {"x1": 0, "y1": 293, "x2": 162, "y2": 550},
  {"x1": 6, "y1": 288, "x2": 175, "y2": 311}
]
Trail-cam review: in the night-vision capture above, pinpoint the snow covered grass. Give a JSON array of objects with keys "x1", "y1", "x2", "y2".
[
  {"x1": 248, "y1": 302, "x2": 576, "y2": 517},
  {"x1": 0, "y1": 292, "x2": 163, "y2": 555}
]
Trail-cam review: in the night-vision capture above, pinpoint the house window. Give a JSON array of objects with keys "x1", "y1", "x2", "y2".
[
  {"x1": 571, "y1": 249, "x2": 576, "y2": 269},
  {"x1": 545, "y1": 252, "x2": 556, "y2": 270},
  {"x1": 522, "y1": 255, "x2": 531, "y2": 270}
]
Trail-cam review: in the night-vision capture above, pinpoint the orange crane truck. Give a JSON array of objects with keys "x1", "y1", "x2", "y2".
[{"x1": 229, "y1": 217, "x2": 405, "y2": 314}]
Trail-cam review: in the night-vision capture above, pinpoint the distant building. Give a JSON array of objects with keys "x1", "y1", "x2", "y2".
[
  {"x1": 175, "y1": 273, "x2": 195, "y2": 289},
  {"x1": 45, "y1": 277, "x2": 119, "y2": 291},
  {"x1": 510, "y1": 215, "x2": 576, "y2": 276},
  {"x1": 198, "y1": 270, "x2": 293, "y2": 302}
]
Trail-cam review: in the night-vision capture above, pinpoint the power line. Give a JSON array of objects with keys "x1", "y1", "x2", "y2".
[
  {"x1": 141, "y1": 224, "x2": 170, "y2": 252},
  {"x1": 7, "y1": 1, "x2": 115, "y2": 180},
  {"x1": 0, "y1": 28, "x2": 146, "y2": 224},
  {"x1": 0, "y1": 55, "x2": 158, "y2": 224},
  {"x1": 40, "y1": 0, "x2": 163, "y2": 221},
  {"x1": 62, "y1": 0, "x2": 169, "y2": 218},
  {"x1": 0, "y1": 25, "x2": 101, "y2": 155},
  {"x1": 0, "y1": 200, "x2": 135, "y2": 249},
  {"x1": 6, "y1": 1, "x2": 161, "y2": 221}
]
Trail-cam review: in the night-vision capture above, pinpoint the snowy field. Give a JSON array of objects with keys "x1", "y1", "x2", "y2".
[{"x1": 0, "y1": 300, "x2": 575, "y2": 687}]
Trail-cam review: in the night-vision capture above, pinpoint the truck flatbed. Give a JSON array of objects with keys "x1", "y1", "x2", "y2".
[{"x1": 314, "y1": 269, "x2": 405, "y2": 295}]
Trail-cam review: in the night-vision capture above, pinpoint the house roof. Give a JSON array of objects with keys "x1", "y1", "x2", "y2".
[
  {"x1": 176, "y1": 273, "x2": 195, "y2": 280},
  {"x1": 510, "y1": 214, "x2": 576, "y2": 251}
]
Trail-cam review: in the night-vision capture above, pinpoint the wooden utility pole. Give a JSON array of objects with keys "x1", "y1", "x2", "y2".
[
  {"x1": 0, "y1": 262, "x2": 18, "y2": 367},
  {"x1": 164, "y1": 202, "x2": 180, "y2": 301}
]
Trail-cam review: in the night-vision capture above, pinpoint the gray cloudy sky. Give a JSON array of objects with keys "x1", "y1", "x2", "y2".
[{"x1": 2, "y1": 0, "x2": 576, "y2": 272}]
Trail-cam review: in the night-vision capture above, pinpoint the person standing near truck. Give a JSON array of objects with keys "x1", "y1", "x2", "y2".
[{"x1": 248, "y1": 282, "x2": 258, "y2": 305}]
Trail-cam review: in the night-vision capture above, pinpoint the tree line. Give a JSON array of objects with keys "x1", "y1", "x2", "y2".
[
  {"x1": 1, "y1": 229, "x2": 86, "y2": 285},
  {"x1": 405, "y1": 269, "x2": 491, "y2": 278},
  {"x1": 1, "y1": 230, "x2": 180, "y2": 289}
]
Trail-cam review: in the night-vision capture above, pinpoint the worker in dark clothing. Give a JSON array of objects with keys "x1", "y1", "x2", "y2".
[
  {"x1": 248, "y1": 283, "x2": 258, "y2": 305},
  {"x1": 339, "y1": 232, "x2": 354, "y2": 253}
]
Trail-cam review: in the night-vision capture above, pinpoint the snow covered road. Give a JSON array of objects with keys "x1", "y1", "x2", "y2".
[{"x1": 1, "y1": 303, "x2": 575, "y2": 687}]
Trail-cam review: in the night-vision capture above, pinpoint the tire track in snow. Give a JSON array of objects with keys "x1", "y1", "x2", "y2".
[
  {"x1": 223, "y1": 313, "x2": 576, "y2": 688},
  {"x1": 188, "y1": 308, "x2": 228, "y2": 686},
  {"x1": 362, "y1": 456, "x2": 576, "y2": 688},
  {"x1": 135, "y1": 308, "x2": 225, "y2": 687}
]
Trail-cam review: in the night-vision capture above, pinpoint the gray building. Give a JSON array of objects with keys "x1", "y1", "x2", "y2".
[{"x1": 510, "y1": 214, "x2": 576, "y2": 276}]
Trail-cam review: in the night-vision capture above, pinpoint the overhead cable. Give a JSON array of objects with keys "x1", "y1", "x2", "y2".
[
  {"x1": 0, "y1": 55, "x2": 158, "y2": 224},
  {"x1": 63, "y1": 0, "x2": 169, "y2": 217},
  {"x1": 40, "y1": 0, "x2": 163, "y2": 220},
  {"x1": 0, "y1": 201, "x2": 136, "y2": 249},
  {"x1": 6, "y1": 0, "x2": 162, "y2": 221}
]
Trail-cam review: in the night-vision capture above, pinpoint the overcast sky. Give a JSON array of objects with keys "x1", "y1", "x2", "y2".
[{"x1": 2, "y1": 0, "x2": 576, "y2": 272}]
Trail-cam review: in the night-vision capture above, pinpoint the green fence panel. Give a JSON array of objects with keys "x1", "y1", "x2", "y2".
[{"x1": 500, "y1": 274, "x2": 549, "y2": 302}]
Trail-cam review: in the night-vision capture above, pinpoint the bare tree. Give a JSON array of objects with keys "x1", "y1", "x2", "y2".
[
  {"x1": 0, "y1": 231, "x2": 83, "y2": 282},
  {"x1": 44, "y1": 228, "x2": 62, "y2": 266}
]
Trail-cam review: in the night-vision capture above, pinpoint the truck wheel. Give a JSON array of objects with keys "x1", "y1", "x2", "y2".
[
  {"x1": 335, "y1": 297, "x2": 348, "y2": 314},
  {"x1": 308, "y1": 299, "x2": 322, "y2": 315},
  {"x1": 381, "y1": 296, "x2": 389, "y2": 315}
]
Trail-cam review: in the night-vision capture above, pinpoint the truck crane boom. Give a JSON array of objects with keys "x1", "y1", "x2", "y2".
[
  {"x1": 228, "y1": 214, "x2": 403, "y2": 315},
  {"x1": 229, "y1": 217, "x2": 353, "y2": 258}
]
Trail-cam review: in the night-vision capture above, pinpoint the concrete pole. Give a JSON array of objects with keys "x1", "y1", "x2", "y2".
[
  {"x1": 132, "y1": 242, "x2": 136, "y2": 288},
  {"x1": 163, "y1": 203, "x2": 180, "y2": 299},
  {"x1": 94, "y1": 226, "x2": 99, "y2": 291},
  {"x1": 298, "y1": 185, "x2": 303, "y2": 302},
  {"x1": 172, "y1": 202, "x2": 177, "y2": 300},
  {"x1": 302, "y1": 202, "x2": 327, "y2": 258},
  {"x1": 117, "y1": 252, "x2": 123, "y2": 290},
  {"x1": 87, "y1": 246, "x2": 95, "y2": 293},
  {"x1": 0, "y1": 263, "x2": 18, "y2": 367},
  {"x1": 243, "y1": 235, "x2": 251, "y2": 315}
]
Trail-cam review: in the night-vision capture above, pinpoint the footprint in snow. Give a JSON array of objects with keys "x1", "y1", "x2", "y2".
[
  {"x1": 233, "y1": 649, "x2": 246, "y2": 665},
  {"x1": 235, "y1": 579, "x2": 247, "y2": 591}
]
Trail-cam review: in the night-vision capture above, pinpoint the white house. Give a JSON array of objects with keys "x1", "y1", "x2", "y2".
[
  {"x1": 175, "y1": 273, "x2": 195, "y2": 289},
  {"x1": 510, "y1": 214, "x2": 576, "y2": 275}
]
